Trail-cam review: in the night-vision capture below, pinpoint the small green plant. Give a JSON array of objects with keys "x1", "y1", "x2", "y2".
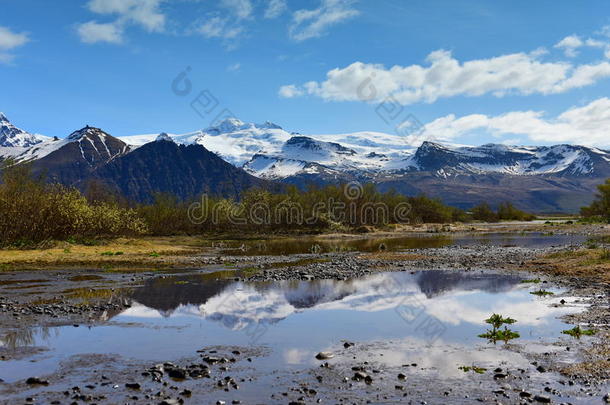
[
  {"x1": 149, "y1": 251, "x2": 160, "y2": 257},
  {"x1": 520, "y1": 278, "x2": 541, "y2": 284},
  {"x1": 458, "y1": 365, "x2": 487, "y2": 374},
  {"x1": 63, "y1": 247, "x2": 71, "y2": 254},
  {"x1": 100, "y1": 251, "x2": 124, "y2": 256},
  {"x1": 478, "y1": 313, "x2": 520, "y2": 344},
  {"x1": 562, "y1": 325, "x2": 596, "y2": 338},
  {"x1": 530, "y1": 289, "x2": 554, "y2": 296},
  {"x1": 484, "y1": 314, "x2": 517, "y2": 329},
  {"x1": 600, "y1": 249, "x2": 610, "y2": 261}
]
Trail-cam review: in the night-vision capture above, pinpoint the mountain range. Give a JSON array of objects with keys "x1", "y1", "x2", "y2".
[{"x1": 1, "y1": 113, "x2": 609, "y2": 212}]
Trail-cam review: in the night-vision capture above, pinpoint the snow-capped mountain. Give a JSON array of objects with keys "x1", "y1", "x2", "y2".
[
  {"x1": 0, "y1": 113, "x2": 49, "y2": 157},
  {"x1": 408, "y1": 142, "x2": 610, "y2": 178},
  {"x1": 118, "y1": 119, "x2": 610, "y2": 183},
  {"x1": 1, "y1": 115, "x2": 609, "y2": 211},
  {"x1": 119, "y1": 118, "x2": 416, "y2": 178}
]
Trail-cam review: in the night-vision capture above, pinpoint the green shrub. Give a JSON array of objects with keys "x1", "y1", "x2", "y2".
[{"x1": 0, "y1": 164, "x2": 146, "y2": 247}]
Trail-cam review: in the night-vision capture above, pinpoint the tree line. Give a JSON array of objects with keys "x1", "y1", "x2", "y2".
[{"x1": 0, "y1": 163, "x2": 538, "y2": 247}]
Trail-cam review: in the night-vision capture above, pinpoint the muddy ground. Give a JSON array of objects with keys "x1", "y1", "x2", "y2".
[{"x1": 0, "y1": 225, "x2": 608, "y2": 404}]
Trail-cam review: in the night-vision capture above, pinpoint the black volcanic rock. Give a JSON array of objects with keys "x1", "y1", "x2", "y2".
[{"x1": 91, "y1": 138, "x2": 268, "y2": 202}]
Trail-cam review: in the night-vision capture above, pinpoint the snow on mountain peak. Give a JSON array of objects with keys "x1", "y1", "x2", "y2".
[
  {"x1": 207, "y1": 117, "x2": 248, "y2": 134},
  {"x1": 155, "y1": 132, "x2": 173, "y2": 142},
  {"x1": 0, "y1": 113, "x2": 47, "y2": 148},
  {"x1": 258, "y1": 121, "x2": 283, "y2": 130},
  {"x1": 67, "y1": 125, "x2": 106, "y2": 141}
]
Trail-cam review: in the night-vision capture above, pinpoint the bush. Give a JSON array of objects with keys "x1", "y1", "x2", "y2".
[
  {"x1": 581, "y1": 179, "x2": 610, "y2": 222},
  {"x1": 470, "y1": 202, "x2": 535, "y2": 222},
  {"x1": 0, "y1": 163, "x2": 146, "y2": 247}
]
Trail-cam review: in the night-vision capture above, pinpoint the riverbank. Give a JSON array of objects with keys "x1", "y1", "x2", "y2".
[
  {"x1": 0, "y1": 224, "x2": 608, "y2": 404},
  {"x1": 0, "y1": 221, "x2": 605, "y2": 271}
]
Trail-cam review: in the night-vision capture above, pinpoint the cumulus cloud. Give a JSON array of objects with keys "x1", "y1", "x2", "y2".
[
  {"x1": 221, "y1": 0, "x2": 253, "y2": 20},
  {"x1": 280, "y1": 49, "x2": 610, "y2": 105},
  {"x1": 554, "y1": 34, "x2": 609, "y2": 58},
  {"x1": 289, "y1": 0, "x2": 359, "y2": 41},
  {"x1": 77, "y1": 0, "x2": 166, "y2": 44},
  {"x1": 554, "y1": 35, "x2": 584, "y2": 57},
  {"x1": 0, "y1": 26, "x2": 29, "y2": 64},
  {"x1": 197, "y1": 16, "x2": 243, "y2": 40},
  {"x1": 265, "y1": 0, "x2": 287, "y2": 19},
  {"x1": 77, "y1": 21, "x2": 123, "y2": 44},
  {"x1": 420, "y1": 97, "x2": 610, "y2": 147},
  {"x1": 278, "y1": 84, "x2": 305, "y2": 98}
]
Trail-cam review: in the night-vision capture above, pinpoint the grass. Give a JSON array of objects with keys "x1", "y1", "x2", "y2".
[
  {"x1": 530, "y1": 289, "x2": 554, "y2": 296},
  {"x1": 0, "y1": 236, "x2": 209, "y2": 270},
  {"x1": 523, "y1": 245, "x2": 610, "y2": 284},
  {"x1": 562, "y1": 326, "x2": 596, "y2": 338},
  {"x1": 520, "y1": 278, "x2": 541, "y2": 284},
  {"x1": 100, "y1": 251, "x2": 124, "y2": 256},
  {"x1": 547, "y1": 250, "x2": 588, "y2": 259},
  {"x1": 458, "y1": 366, "x2": 487, "y2": 374}
]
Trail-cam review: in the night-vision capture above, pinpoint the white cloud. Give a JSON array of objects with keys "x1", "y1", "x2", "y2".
[
  {"x1": 77, "y1": 21, "x2": 123, "y2": 44},
  {"x1": 0, "y1": 26, "x2": 29, "y2": 64},
  {"x1": 289, "y1": 0, "x2": 359, "y2": 41},
  {"x1": 87, "y1": 0, "x2": 166, "y2": 31},
  {"x1": 420, "y1": 97, "x2": 610, "y2": 147},
  {"x1": 278, "y1": 84, "x2": 305, "y2": 98},
  {"x1": 265, "y1": 0, "x2": 287, "y2": 19},
  {"x1": 280, "y1": 49, "x2": 610, "y2": 104},
  {"x1": 554, "y1": 34, "x2": 609, "y2": 58},
  {"x1": 221, "y1": 0, "x2": 253, "y2": 19},
  {"x1": 197, "y1": 16, "x2": 243, "y2": 40},
  {"x1": 554, "y1": 35, "x2": 583, "y2": 57},
  {"x1": 77, "y1": 0, "x2": 165, "y2": 44}
]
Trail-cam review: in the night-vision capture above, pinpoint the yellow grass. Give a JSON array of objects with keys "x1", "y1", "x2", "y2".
[{"x1": 0, "y1": 236, "x2": 211, "y2": 270}]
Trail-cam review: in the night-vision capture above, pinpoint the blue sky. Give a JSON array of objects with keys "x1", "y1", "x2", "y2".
[{"x1": 2, "y1": 0, "x2": 610, "y2": 147}]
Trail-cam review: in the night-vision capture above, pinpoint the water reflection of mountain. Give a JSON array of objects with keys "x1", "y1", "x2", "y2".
[
  {"x1": 128, "y1": 271, "x2": 522, "y2": 324},
  {"x1": 129, "y1": 274, "x2": 232, "y2": 316},
  {"x1": 129, "y1": 274, "x2": 359, "y2": 317},
  {"x1": 416, "y1": 271, "x2": 522, "y2": 298}
]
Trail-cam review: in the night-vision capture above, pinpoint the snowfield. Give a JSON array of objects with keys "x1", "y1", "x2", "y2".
[{"x1": 1, "y1": 114, "x2": 609, "y2": 180}]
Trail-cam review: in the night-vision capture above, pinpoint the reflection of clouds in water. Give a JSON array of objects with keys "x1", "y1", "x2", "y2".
[
  {"x1": 283, "y1": 348, "x2": 312, "y2": 365},
  {"x1": 201, "y1": 285, "x2": 295, "y2": 331},
  {"x1": 119, "y1": 272, "x2": 579, "y2": 336},
  {"x1": 424, "y1": 291, "x2": 578, "y2": 327},
  {"x1": 336, "y1": 337, "x2": 531, "y2": 379},
  {"x1": 314, "y1": 274, "x2": 420, "y2": 312}
]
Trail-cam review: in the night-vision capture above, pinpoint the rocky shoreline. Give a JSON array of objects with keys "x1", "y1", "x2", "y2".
[{"x1": 0, "y1": 233, "x2": 608, "y2": 404}]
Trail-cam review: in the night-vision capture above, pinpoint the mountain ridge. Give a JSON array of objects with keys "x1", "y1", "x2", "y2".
[{"x1": 1, "y1": 113, "x2": 608, "y2": 212}]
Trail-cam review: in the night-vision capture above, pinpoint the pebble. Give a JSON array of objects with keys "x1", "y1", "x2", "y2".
[{"x1": 315, "y1": 352, "x2": 334, "y2": 360}]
